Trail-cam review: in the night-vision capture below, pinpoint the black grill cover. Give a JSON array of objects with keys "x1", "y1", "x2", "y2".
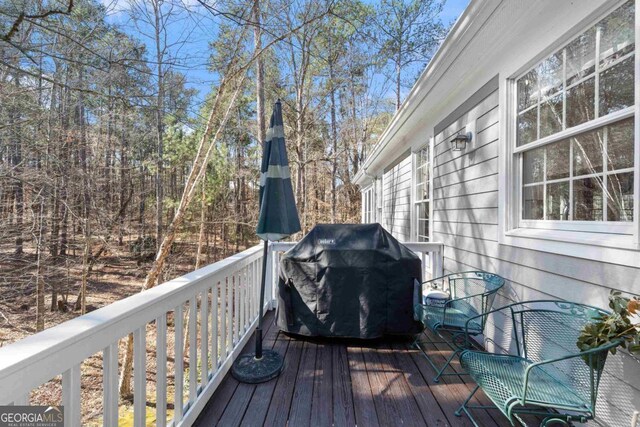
[{"x1": 276, "y1": 223, "x2": 423, "y2": 338}]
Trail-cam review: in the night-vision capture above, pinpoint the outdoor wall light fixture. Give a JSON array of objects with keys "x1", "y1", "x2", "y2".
[{"x1": 451, "y1": 132, "x2": 472, "y2": 152}]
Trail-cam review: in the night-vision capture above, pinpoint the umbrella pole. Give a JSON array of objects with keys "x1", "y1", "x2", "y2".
[
  {"x1": 231, "y1": 239, "x2": 284, "y2": 383},
  {"x1": 255, "y1": 239, "x2": 269, "y2": 359}
]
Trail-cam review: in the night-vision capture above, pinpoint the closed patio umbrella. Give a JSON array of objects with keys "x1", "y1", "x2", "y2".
[{"x1": 232, "y1": 99, "x2": 300, "y2": 383}]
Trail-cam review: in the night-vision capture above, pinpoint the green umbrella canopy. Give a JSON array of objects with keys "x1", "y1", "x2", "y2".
[{"x1": 256, "y1": 100, "x2": 301, "y2": 241}]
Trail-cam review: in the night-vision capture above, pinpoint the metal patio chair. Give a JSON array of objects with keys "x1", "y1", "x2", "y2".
[
  {"x1": 456, "y1": 300, "x2": 618, "y2": 426},
  {"x1": 413, "y1": 271, "x2": 505, "y2": 382}
]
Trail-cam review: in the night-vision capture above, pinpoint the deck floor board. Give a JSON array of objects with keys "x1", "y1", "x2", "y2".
[{"x1": 194, "y1": 312, "x2": 524, "y2": 427}]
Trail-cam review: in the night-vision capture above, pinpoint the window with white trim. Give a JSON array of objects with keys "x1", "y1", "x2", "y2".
[
  {"x1": 515, "y1": 0, "x2": 636, "y2": 234},
  {"x1": 363, "y1": 185, "x2": 374, "y2": 223},
  {"x1": 414, "y1": 146, "x2": 430, "y2": 241}
]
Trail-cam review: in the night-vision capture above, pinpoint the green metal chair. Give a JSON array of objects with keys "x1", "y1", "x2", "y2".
[
  {"x1": 456, "y1": 300, "x2": 619, "y2": 426},
  {"x1": 413, "y1": 271, "x2": 505, "y2": 382}
]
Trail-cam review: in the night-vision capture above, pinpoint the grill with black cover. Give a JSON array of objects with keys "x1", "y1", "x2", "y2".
[{"x1": 277, "y1": 223, "x2": 423, "y2": 339}]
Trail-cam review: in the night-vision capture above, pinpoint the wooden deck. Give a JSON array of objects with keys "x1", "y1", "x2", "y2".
[{"x1": 194, "y1": 310, "x2": 512, "y2": 427}]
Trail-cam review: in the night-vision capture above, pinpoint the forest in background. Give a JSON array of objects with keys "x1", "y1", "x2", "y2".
[
  {"x1": 0, "y1": 0, "x2": 450, "y2": 419},
  {"x1": 0, "y1": 0, "x2": 448, "y2": 338}
]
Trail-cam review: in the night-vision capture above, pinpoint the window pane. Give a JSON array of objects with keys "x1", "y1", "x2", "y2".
[
  {"x1": 416, "y1": 182, "x2": 428, "y2": 201},
  {"x1": 599, "y1": 55, "x2": 635, "y2": 116},
  {"x1": 540, "y1": 94, "x2": 563, "y2": 138},
  {"x1": 523, "y1": 185, "x2": 544, "y2": 219},
  {"x1": 608, "y1": 118, "x2": 635, "y2": 171},
  {"x1": 517, "y1": 107, "x2": 538, "y2": 146},
  {"x1": 566, "y1": 77, "x2": 595, "y2": 128},
  {"x1": 546, "y1": 181, "x2": 570, "y2": 220},
  {"x1": 566, "y1": 27, "x2": 596, "y2": 86},
  {"x1": 574, "y1": 176, "x2": 604, "y2": 221},
  {"x1": 573, "y1": 129, "x2": 604, "y2": 176},
  {"x1": 419, "y1": 147, "x2": 429, "y2": 166},
  {"x1": 416, "y1": 164, "x2": 427, "y2": 184},
  {"x1": 538, "y1": 53, "x2": 563, "y2": 97},
  {"x1": 517, "y1": 70, "x2": 538, "y2": 111},
  {"x1": 546, "y1": 139, "x2": 570, "y2": 180},
  {"x1": 417, "y1": 202, "x2": 429, "y2": 241},
  {"x1": 598, "y1": 0, "x2": 635, "y2": 67},
  {"x1": 607, "y1": 172, "x2": 634, "y2": 221},
  {"x1": 523, "y1": 147, "x2": 544, "y2": 184}
]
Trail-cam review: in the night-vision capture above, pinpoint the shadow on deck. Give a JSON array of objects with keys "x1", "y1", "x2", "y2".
[{"x1": 194, "y1": 310, "x2": 514, "y2": 427}]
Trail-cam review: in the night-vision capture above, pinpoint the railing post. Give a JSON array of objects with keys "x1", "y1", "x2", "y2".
[
  {"x1": 62, "y1": 364, "x2": 81, "y2": 427},
  {"x1": 435, "y1": 245, "x2": 444, "y2": 278}
]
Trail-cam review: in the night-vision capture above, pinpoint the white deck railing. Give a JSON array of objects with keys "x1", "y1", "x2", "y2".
[{"x1": 0, "y1": 241, "x2": 443, "y2": 427}]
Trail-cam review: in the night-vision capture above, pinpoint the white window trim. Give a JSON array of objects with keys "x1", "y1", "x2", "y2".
[
  {"x1": 412, "y1": 140, "x2": 433, "y2": 242},
  {"x1": 362, "y1": 184, "x2": 374, "y2": 224},
  {"x1": 498, "y1": 0, "x2": 640, "y2": 266}
]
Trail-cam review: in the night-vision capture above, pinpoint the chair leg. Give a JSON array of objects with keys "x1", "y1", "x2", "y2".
[
  {"x1": 455, "y1": 385, "x2": 480, "y2": 426},
  {"x1": 540, "y1": 416, "x2": 570, "y2": 426},
  {"x1": 413, "y1": 337, "x2": 463, "y2": 383},
  {"x1": 433, "y1": 348, "x2": 462, "y2": 382}
]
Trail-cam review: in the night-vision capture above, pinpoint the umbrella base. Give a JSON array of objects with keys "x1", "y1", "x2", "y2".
[{"x1": 231, "y1": 350, "x2": 284, "y2": 384}]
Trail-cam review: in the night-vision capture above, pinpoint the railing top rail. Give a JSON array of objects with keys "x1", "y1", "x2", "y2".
[
  {"x1": 0, "y1": 244, "x2": 263, "y2": 402},
  {"x1": 270, "y1": 241, "x2": 444, "y2": 252}
]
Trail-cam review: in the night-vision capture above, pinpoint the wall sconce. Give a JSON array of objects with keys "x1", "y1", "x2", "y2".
[{"x1": 451, "y1": 132, "x2": 472, "y2": 152}]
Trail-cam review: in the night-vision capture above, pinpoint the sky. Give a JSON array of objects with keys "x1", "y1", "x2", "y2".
[{"x1": 102, "y1": 0, "x2": 471, "y2": 117}]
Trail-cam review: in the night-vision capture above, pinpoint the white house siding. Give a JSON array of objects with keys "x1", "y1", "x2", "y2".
[
  {"x1": 382, "y1": 153, "x2": 412, "y2": 241},
  {"x1": 432, "y1": 87, "x2": 639, "y2": 427},
  {"x1": 355, "y1": 0, "x2": 640, "y2": 424}
]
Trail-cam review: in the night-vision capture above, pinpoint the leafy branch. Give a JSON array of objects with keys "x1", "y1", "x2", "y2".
[{"x1": 577, "y1": 291, "x2": 640, "y2": 359}]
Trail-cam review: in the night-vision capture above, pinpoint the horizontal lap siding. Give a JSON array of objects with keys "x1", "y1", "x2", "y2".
[
  {"x1": 383, "y1": 155, "x2": 412, "y2": 241},
  {"x1": 433, "y1": 88, "x2": 640, "y2": 427}
]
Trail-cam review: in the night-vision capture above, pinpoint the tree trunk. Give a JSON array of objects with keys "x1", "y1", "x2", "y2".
[
  {"x1": 195, "y1": 178, "x2": 207, "y2": 270},
  {"x1": 119, "y1": 74, "x2": 246, "y2": 398},
  {"x1": 329, "y1": 59, "x2": 338, "y2": 223},
  {"x1": 154, "y1": 2, "x2": 165, "y2": 249},
  {"x1": 253, "y1": 0, "x2": 266, "y2": 145},
  {"x1": 35, "y1": 198, "x2": 46, "y2": 331}
]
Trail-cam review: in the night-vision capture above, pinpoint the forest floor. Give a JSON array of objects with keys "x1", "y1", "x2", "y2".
[{"x1": 0, "y1": 237, "x2": 247, "y2": 425}]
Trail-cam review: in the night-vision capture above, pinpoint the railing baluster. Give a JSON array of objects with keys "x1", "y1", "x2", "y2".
[
  {"x1": 200, "y1": 290, "x2": 208, "y2": 389},
  {"x1": 103, "y1": 342, "x2": 118, "y2": 427},
  {"x1": 211, "y1": 283, "x2": 218, "y2": 370},
  {"x1": 133, "y1": 326, "x2": 146, "y2": 427},
  {"x1": 249, "y1": 261, "x2": 255, "y2": 321},
  {"x1": 234, "y1": 273, "x2": 240, "y2": 344},
  {"x1": 156, "y1": 314, "x2": 167, "y2": 427},
  {"x1": 245, "y1": 265, "x2": 250, "y2": 327},
  {"x1": 12, "y1": 392, "x2": 28, "y2": 405},
  {"x1": 174, "y1": 305, "x2": 184, "y2": 422},
  {"x1": 62, "y1": 364, "x2": 81, "y2": 427},
  {"x1": 220, "y1": 278, "x2": 227, "y2": 357},
  {"x1": 226, "y1": 277, "x2": 232, "y2": 353},
  {"x1": 253, "y1": 258, "x2": 262, "y2": 316},
  {"x1": 189, "y1": 297, "x2": 197, "y2": 405},
  {"x1": 240, "y1": 268, "x2": 246, "y2": 334}
]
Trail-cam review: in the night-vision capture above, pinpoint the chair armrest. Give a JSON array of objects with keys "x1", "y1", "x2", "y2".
[
  {"x1": 462, "y1": 304, "x2": 512, "y2": 341},
  {"x1": 521, "y1": 340, "x2": 621, "y2": 405}
]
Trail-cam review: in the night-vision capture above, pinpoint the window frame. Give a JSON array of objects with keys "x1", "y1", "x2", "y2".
[
  {"x1": 499, "y1": 0, "x2": 640, "y2": 257},
  {"x1": 506, "y1": 0, "x2": 640, "y2": 241},
  {"x1": 413, "y1": 140, "x2": 433, "y2": 242},
  {"x1": 362, "y1": 184, "x2": 374, "y2": 224}
]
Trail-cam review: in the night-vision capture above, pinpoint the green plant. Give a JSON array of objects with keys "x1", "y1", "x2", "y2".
[{"x1": 577, "y1": 291, "x2": 640, "y2": 365}]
